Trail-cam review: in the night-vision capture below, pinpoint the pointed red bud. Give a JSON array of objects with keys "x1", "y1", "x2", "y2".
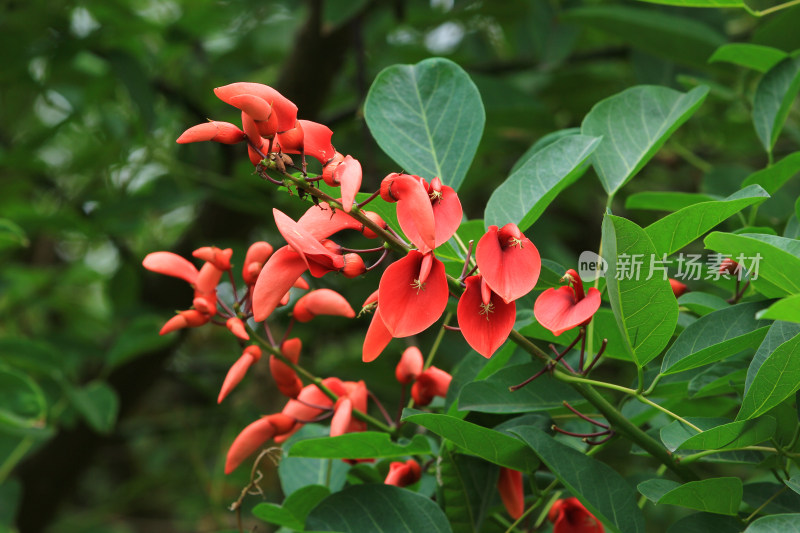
[
  {"x1": 411, "y1": 366, "x2": 452, "y2": 406},
  {"x1": 159, "y1": 309, "x2": 209, "y2": 335},
  {"x1": 193, "y1": 246, "x2": 233, "y2": 271},
  {"x1": 333, "y1": 155, "x2": 362, "y2": 212},
  {"x1": 498, "y1": 468, "x2": 524, "y2": 520},
  {"x1": 229, "y1": 93, "x2": 272, "y2": 121},
  {"x1": 243, "y1": 241, "x2": 274, "y2": 285},
  {"x1": 224, "y1": 413, "x2": 296, "y2": 474},
  {"x1": 271, "y1": 338, "x2": 302, "y2": 398},
  {"x1": 217, "y1": 346, "x2": 261, "y2": 404},
  {"x1": 292, "y1": 289, "x2": 355, "y2": 323},
  {"x1": 176, "y1": 121, "x2": 245, "y2": 145},
  {"x1": 193, "y1": 296, "x2": 216, "y2": 315},
  {"x1": 720, "y1": 258, "x2": 739, "y2": 275},
  {"x1": 252, "y1": 246, "x2": 308, "y2": 322},
  {"x1": 395, "y1": 347, "x2": 424, "y2": 384},
  {"x1": 196, "y1": 261, "x2": 224, "y2": 294},
  {"x1": 385, "y1": 459, "x2": 422, "y2": 487},
  {"x1": 142, "y1": 252, "x2": 198, "y2": 285},
  {"x1": 226, "y1": 317, "x2": 250, "y2": 340}
]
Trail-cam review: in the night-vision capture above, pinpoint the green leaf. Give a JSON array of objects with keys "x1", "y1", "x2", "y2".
[
  {"x1": 401, "y1": 409, "x2": 540, "y2": 472},
  {"x1": 364, "y1": 57, "x2": 485, "y2": 191},
  {"x1": 742, "y1": 152, "x2": 800, "y2": 194},
  {"x1": 645, "y1": 185, "x2": 769, "y2": 256},
  {"x1": 677, "y1": 416, "x2": 776, "y2": 450},
  {"x1": 660, "y1": 417, "x2": 729, "y2": 452},
  {"x1": 457, "y1": 363, "x2": 581, "y2": 413},
  {"x1": 0, "y1": 219, "x2": 29, "y2": 250},
  {"x1": 288, "y1": 432, "x2": 431, "y2": 459},
  {"x1": 709, "y1": 43, "x2": 788, "y2": 73},
  {"x1": 704, "y1": 232, "x2": 800, "y2": 297},
  {"x1": 511, "y1": 426, "x2": 644, "y2": 533},
  {"x1": 510, "y1": 128, "x2": 581, "y2": 174},
  {"x1": 637, "y1": 479, "x2": 680, "y2": 502},
  {"x1": 0, "y1": 479, "x2": 21, "y2": 527},
  {"x1": 688, "y1": 359, "x2": 748, "y2": 398},
  {"x1": 787, "y1": 475, "x2": 800, "y2": 496},
  {"x1": 563, "y1": 6, "x2": 724, "y2": 68},
  {"x1": 279, "y1": 425, "x2": 350, "y2": 496},
  {"x1": 305, "y1": 484, "x2": 452, "y2": 533},
  {"x1": 661, "y1": 302, "x2": 770, "y2": 375},
  {"x1": 107, "y1": 315, "x2": 176, "y2": 368},
  {"x1": 0, "y1": 367, "x2": 47, "y2": 433},
  {"x1": 65, "y1": 381, "x2": 119, "y2": 434},
  {"x1": 678, "y1": 292, "x2": 730, "y2": 316},
  {"x1": 625, "y1": 191, "x2": 716, "y2": 212},
  {"x1": 665, "y1": 513, "x2": 743, "y2": 533},
  {"x1": 438, "y1": 446, "x2": 497, "y2": 533},
  {"x1": 744, "y1": 514, "x2": 800, "y2": 533},
  {"x1": 483, "y1": 135, "x2": 600, "y2": 231},
  {"x1": 651, "y1": 478, "x2": 743, "y2": 515},
  {"x1": 583, "y1": 85, "x2": 708, "y2": 195},
  {"x1": 739, "y1": 322, "x2": 800, "y2": 420},
  {"x1": 253, "y1": 485, "x2": 330, "y2": 531},
  {"x1": 758, "y1": 295, "x2": 800, "y2": 323},
  {"x1": 753, "y1": 56, "x2": 800, "y2": 154},
  {"x1": 602, "y1": 215, "x2": 679, "y2": 366},
  {"x1": 637, "y1": 0, "x2": 743, "y2": 6}
]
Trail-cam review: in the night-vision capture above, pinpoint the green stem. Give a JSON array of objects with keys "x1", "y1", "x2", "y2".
[
  {"x1": 424, "y1": 312, "x2": 452, "y2": 369},
  {"x1": 745, "y1": 486, "x2": 788, "y2": 522},
  {"x1": 0, "y1": 437, "x2": 35, "y2": 484},
  {"x1": 671, "y1": 140, "x2": 713, "y2": 174},
  {"x1": 745, "y1": 0, "x2": 800, "y2": 16}
]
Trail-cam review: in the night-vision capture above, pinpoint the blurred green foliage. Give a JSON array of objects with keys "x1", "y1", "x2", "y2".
[{"x1": 1, "y1": 0, "x2": 799, "y2": 531}]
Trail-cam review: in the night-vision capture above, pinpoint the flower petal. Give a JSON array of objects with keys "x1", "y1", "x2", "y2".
[
  {"x1": 142, "y1": 252, "x2": 198, "y2": 285},
  {"x1": 335, "y1": 156, "x2": 362, "y2": 212},
  {"x1": 378, "y1": 251, "x2": 448, "y2": 337},
  {"x1": 292, "y1": 289, "x2": 355, "y2": 323},
  {"x1": 395, "y1": 347, "x2": 424, "y2": 384},
  {"x1": 214, "y1": 82, "x2": 298, "y2": 132},
  {"x1": 533, "y1": 286, "x2": 601, "y2": 336},
  {"x1": 218, "y1": 349, "x2": 258, "y2": 404},
  {"x1": 362, "y1": 307, "x2": 393, "y2": 363},
  {"x1": 273, "y1": 208, "x2": 344, "y2": 276},
  {"x1": 225, "y1": 413, "x2": 296, "y2": 474},
  {"x1": 252, "y1": 246, "x2": 307, "y2": 322},
  {"x1": 387, "y1": 175, "x2": 436, "y2": 251},
  {"x1": 457, "y1": 275, "x2": 516, "y2": 358},
  {"x1": 176, "y1": 121, "x2": 245, "y2": 144},
  {"x1": 498, "y1": 468, "x2": 524, "y2": 520},
  {"x1": 476, "y1": 224, "x2": 541, "y2": 304},
  {"x1": 330, "y1": 398, "x2": 352, "y2": 437}
]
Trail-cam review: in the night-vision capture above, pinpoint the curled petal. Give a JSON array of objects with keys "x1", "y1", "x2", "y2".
[
  {"x1": 282, "y1": 378, "x2": 342, "y2": 422},
  {"x1": 252, "y1": 247, "x2": 307, "y2": 322},
  {"x1": 142, "y1": 252, "x2": 198, "y2": 285},
  {"x1": 298, "y1": 202, "x2": 363, "y2": 240},
  {"x1": 229, "y1": 93, "x2": 272, "y2": 121},
  {"x1": 224, "y1": 413, "x2": 296, "y2": 474},
  {"x1": 273, "y1": 209, "x2": 344, "y2": 277},
  {"x1": 292, "y1": 289, "x2": 355, "y2": 323},
  {"x1": 217, "y1": 347, "x2": 260, "y2": 404},
  {"x1": 271, "y1": 338, "x2": 302, "y2": 398},
  {"x1": 498, "y1": 468, "x2": 524, "y2": 520},
  {"x1": 457, "y1": 276, "x2": 516, "y2": 358},
  {"x1": 159, "y1": 310, "x2": 208, "y2": 335},
  {"x1": 241, "y1": 111, "x2": 263, "y2": 149},
  {"x1": 476, "y1": 224, "x2": 541, "y2": 304},
  {"x1": 334, "y1": 155, "x2": 362, "y2": 212},
  {"x1": 396, "y1": 181, "x2": 462, "y2": 253},
  {"x1": 214, "y1": 82, "x2": 298, "y2": 132},
  {"x1": 193, "y1": 246, "x2": 233, "y2": 271},
  {"x1": 322, "y1": 152, "x2": 345, "y2": 186},
  {"x1": 279, "y1": 120, "x2": 336, "y2": 164},
  {"x1": 243, "y1": 241, "x2": 274, "y2": 285},
  {"x1": 363, "y1": 307, "x2": 392, "y2": 363},
  {"x1": 395, "y1": 347, "x2": 424, "y2": 385},
  {"x1": 176, "y1": 121, "x2": 245, "y2": 145},
  {"x1": 411, "y1": 366, "x2": 452, "y2": 406},
  {"x1": 196, "y1": 261, "x2": 224, "y2": 294},
  {"x1": 226, "y1": 317, "x2": 250, "y2": 341},
  {"x1": 343, "y1": 380, "x2": 368, "y2": 434},
  {"x1": 330, "y1": 397, "x2": 352, "y2": 437},
  {"x1": 378, "y1": 251, "x2": 448, "y2": 337},
  {"x1": 533, "y1": 286, "x2": 602, "y2": 336},
  {"x1": 383, "y1": 175, "x2": 436, "y2": 251}
]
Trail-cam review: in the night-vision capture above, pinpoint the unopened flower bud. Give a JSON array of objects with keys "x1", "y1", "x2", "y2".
[
  {"x1": 341, "y1": 253, "x2": 366, "y2": 278},
  {"x1": 193, "y1": 246, "x2": 233, "y2": 271},
  {"x1": 226, "y1": 317, "x2": 250, "y2": 341},
  {"x1": 669, "y1": 278, "x2": 687, "y2": 298},
  {"x1": 361, "y1": 211, "x2": 387, "y2": 239},
  {"x1": 322, "y1": 151, "x2": 346, "y2": 187}
]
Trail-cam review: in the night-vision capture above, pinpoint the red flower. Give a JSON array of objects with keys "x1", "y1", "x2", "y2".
[
  {"x1": 280, "y1": 378, "x2": 367, "y2": 439},
  {"x1": 276, "y1": 119, "x2": 336, "y2": 164},
  {"x1": 224, "y1": 413, "x2": 296, "y2": 474},
  {"x1": 225, "y1": 317, "x2": 250, "y2": 340},
  {"x1": 242, "y1": 241, "x2": 274, "y2": 286},
  {"x1": 548, "y1": 498, "x2": 604, "y2": 533},
  {"x1": 476, "y1": 223, "x2": 541, "y2": 304},
  {"x1": 384, "y1": 459, "x2": 422, "y2": 487},
  {"x1": 193, "y1": 246, "x2": 233, "y2": 271},
  {"x1": 361, "y1": 291, "x2": 393, "y2": 363},
  {"x1": 534, "y1": 269, "x2": 601, "y2": 336},
  {"x1": 411, "y1": 366, "x2": 452, "y2": 406},
  {"x1": 218, "y1": 345, "x2": 262, "y2": 404},
  {"x1": 214, "y1": 82, "x2": 298, "y2": 133},
  {"x1": 498, "y1": 468, "x2": 524, "y2": 519},
  {"x1": 669, "y1": 278, "x2": 687, "y2": 298},
  {"x1": 394, "y1": 176, "x2": 462, "y2": 253},
  {"x1": 292, "y1": 289, "x2": 355, "y2": 323},
  {"x1": 176, "y1": 121, "x2": 245, "y2": 145},
  {"x1": 274, "y1": 208, "x2": 344, "y2": 277},
  {"x1": 457, "y1": 275, "x2": 516, "y2": 358},
  {"x1": 251, "y1": 246, "x2": 309, "y2": 322},
  {"x1": 323, "y1": 154, "x2": 362, "y2": 213},
  {"x1": 142, "y1": 251, "x2": 198, "y2": 285},
  {"x1": 378, "y1": 250, "x2": 449, "y2": 337},
  {"x1": 380, "y1": 173, "x2": 436, "y2": 251},
  {"x1": 395, "y1": 346, "x2": 424, "y2": 385}
]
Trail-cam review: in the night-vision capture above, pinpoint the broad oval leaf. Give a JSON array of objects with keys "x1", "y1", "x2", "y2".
[
  {"x1": 661, "y1": 302, "x2": 770, "y2": 375},
  {"x1": 655, "y1": 478, "x2": 742, "y2": 516},
  {"x1": 253, "y1": 485, "x2": 330, "y2": 531},
  {"x1": 289, "y1": 432, "x2": 431, "y2": 459},
  {"x1": 402, "y1": 409, "x2": 540, "y2": 472},
  {"x1": 704, "y1": 232, "x2": 800, "y2": 297},
  {"x1": 626, "y1": 191, "x2": 716, "y2": 212},
  {"x1": 484, "y1": 134, "x2": 600, "y2": 231},
  {"x1": 602, "y1": 215, "x2": 679, "y2": 366},
  {"x1": 364, "y1": 57, "x2": 484, "y2": 191},
  {"x1": 583, "y1": 85, "x2": 708, "y2": 195},
  {"x1": 678, "y1": 292, "x2": 730, "y2": 316},
  {"x1": 512, "y1": 426, "x2": 644, "y2": 533},
  {"x1": 458, "y1": 363, "x2": 581, "y2": 413},
  {"x1": 510, "y1": 128, "x2": 581, "y2": 174},
  {"x1": 645, "y1": 185, "x2": 769, "y2": 256},
  {"x1": 742, "y1": 152, "x2": 800, "y2": 194},
  {"x1": 738, "y1": 321, "x2": 800, "y2": 420},
  {"x1": 305, "y1": 484, "x2": 452, "y2": 533},
  {"x1": 753, "y1": 55, "x2": 800, "y2": 154},
  {"x1": 744, "y1": 514, "x2": 800, "y2": 533},
  {"x1": 757, "y1": 294, "x2": 800, "y2": 323},
  {"x1": 709, "y1": 43, "x2": 788, "y2": 73},
  {"x1": 438, "y1": 445, "x2": 497, "y2": 533},
  {"x1": 677, "y1": 416, "x2": 776, "y2": 451}
]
